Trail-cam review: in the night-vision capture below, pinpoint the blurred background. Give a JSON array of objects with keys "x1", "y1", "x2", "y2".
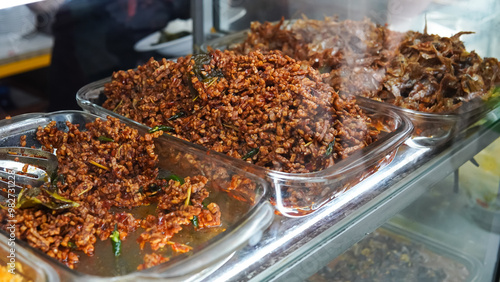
[{"x1": 0, "y1": 0, "x2": 499, "y2": 116}]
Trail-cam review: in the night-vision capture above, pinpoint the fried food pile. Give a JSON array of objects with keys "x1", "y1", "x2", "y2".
[
  {"x1": 103, "y1": 49, "x2": 379, "y2": 173},
  {"x1": 234, "y1": 17, "x2": 500, "y2": 113}
]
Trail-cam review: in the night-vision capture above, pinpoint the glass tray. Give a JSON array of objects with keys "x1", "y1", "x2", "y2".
[
  {"x1": 0, "y1": 110, "x2": 273, "y2": 281},
  {"x1": 202, "y1": 30, "x2": 500, "y2": 147},
  {"x1": 307, "y1": 221, "x2": 482, "y2": 282},
  {"x1": 77, "y1": 79, "x2": 413, "y2": 217}
]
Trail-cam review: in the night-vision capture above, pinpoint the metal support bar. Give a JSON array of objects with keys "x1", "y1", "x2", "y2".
[{"x1": 191, "y1": 0, "x2": 214, "y2": 53}]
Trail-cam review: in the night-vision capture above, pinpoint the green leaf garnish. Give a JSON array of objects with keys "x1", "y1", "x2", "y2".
[
  {"x1": 242, "y1": 148, "x2": 259, "y2": 160},
  {"x1": 16, "y1": 187, "x2": 79, "y2": 210},
  {"x1": 98, "y1": 136, "x2": 114, "y2": 142},
  {"x1": 110, "y1": 225, "x2": 121, "y2": 257},
  {"x1": 325, "y1": 140, "x2": 335, "y2": 157},
  {"x1": 191, "y1": 215, "x2": 199, "y2": 228},
  {"x1": 148, "y1": 125, "x2": 174, "y2": 133},
  {"x1": 164, "y1": 174, "x2": 184, "y2": 185},
  {"x1": 168, "y1": 112, "x2": 185, "y2": 121}
]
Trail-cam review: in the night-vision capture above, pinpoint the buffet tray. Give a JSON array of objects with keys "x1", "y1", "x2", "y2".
[
  {"x1": 0, "y1": 111, "x2": 274, "y2": 281},
  {"x1": 202, "y1": 31, "x2": 500, "y2": 147},
  {"x1": 308, "y1": 222, "x2": 481, "y2": 282},
  {"x1": 355, "y1": 96, "x2": 500, "y2": 147},
  {"x1": 76, "y1": 78, "x2": 413, "y2": 217}
]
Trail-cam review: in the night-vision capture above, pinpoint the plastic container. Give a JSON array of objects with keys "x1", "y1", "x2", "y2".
[
  {"x1": 307, "y1": 222, "x2": 482, "y2": 282},
  {"x1": 0, "y1": 111, "x2": 274, "y2": 281},
  {"x1": 77, "y1": 78, "x2": 413, "y2": 217},
  {"x1": 135, "y1": 33, "x2": 193, "y2": 58}
]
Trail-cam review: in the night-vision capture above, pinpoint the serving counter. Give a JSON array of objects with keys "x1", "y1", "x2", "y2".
[{"x1": 206, "y1": 101, "x2": 500, "y2": 282}]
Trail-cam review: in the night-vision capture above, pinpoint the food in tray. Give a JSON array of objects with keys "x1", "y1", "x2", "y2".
[
  {"x1": 0, "y1": 117, "x2": 229, "y2": 273},
  {"x1": 307, "y1": 228, "x2": 471, "y2": 282},
  {"x1": 227, "y1": 17, "x2": 500, "y2": 114},
  {"x1": 102, "y1": 49, "x2": 382, "y2": 174}
]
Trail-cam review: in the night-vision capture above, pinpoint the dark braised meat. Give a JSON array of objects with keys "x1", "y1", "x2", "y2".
[
  {"x1": 102, "y1": 49, "x2": 379, "y2": 173},
  {"x1": 233, "y1": 17, "x2": 500, "y2": 113}
]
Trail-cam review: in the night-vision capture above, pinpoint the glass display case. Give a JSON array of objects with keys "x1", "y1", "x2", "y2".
[
  {"x1": 200, "y1": 2, "x2": 500, "y2": 280},
  {"x1": 0, "y1": 0, "x2": 499, "y2": 281}
]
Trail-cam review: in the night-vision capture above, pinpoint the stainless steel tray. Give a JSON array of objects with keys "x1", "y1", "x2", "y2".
[{"x1": 356, "y1": 96, "x2": 500, "y2": 147}]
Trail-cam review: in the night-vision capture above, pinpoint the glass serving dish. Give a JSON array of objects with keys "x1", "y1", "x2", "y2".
[
  {"x1": 307, "y1": 222, "x2": 481, "y2": 282},
  {"x1": 0, "y1": 111, "x2": 273, "y2": 281},
  {"x1": 201, "y1": 29, "x2": 500, "y2": 147},
  {"x1": 355, "y1": 96, "x2": 500, "y2": 147},
  {"x1": 77, "y1": 79, "x2": 413, "y2": 217},
  {"x1": 459, "y1": 137, "x2": 500, "y2": 233}
]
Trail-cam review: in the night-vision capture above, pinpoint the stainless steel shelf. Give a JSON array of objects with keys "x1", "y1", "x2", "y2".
[{"x1": 206, "y1": 107, "x2": 500, "y2": 282}]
